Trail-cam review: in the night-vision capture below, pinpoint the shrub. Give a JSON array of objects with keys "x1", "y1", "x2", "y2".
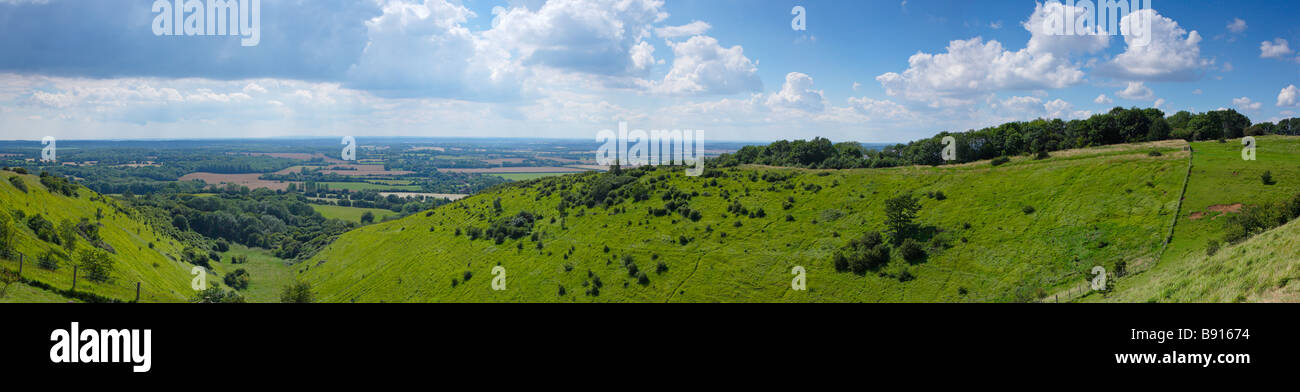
[
  {"x1": 360, "y1": 211, "x2": 375, "y2": 224},
  {"x1": 834, "y1": 231, "x2": 890, "y2": 275},
  {"x1": 1262, "y1": 171, "x2": 1274, "y2": 185},
  {"x1": 899, "y1": 239, "x2": 926, "y2": 263},
  {"x1": 223, "y1": 268, "x2": 250, "y2": 290},
  {"x1": 37, "y1": 249, "x2": 65, "y2": 271},
  {"x1": 991, "y1": 156, "x2": 1011, "y2": 166},
  {"x1": 1206, "y1": 240, "x2": 1220, "y2": 256},
  {"x1": 1022, "y1": 205, "x2": 1036, "y2": 214},
  {"x1": 192, "y1": 287, "x2": 245, "y2": 303},
  {"x1": 656, "y1": 261, "x2": 668, "y2": 274},
  {"x1": 1148, "y1": 149, "x2": 1163, "y2": 157},
  {"x1": 636, "y1": 271, "x2": 649, "y2": 285},
  {"x1": 8, "y1": 176, "x2": 27, "y2": 193}
]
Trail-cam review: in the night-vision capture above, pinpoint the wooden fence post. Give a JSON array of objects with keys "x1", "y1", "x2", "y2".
[
  {"x1": 71, "y1": 265, "x2": 77, "y2": 292},
  {"x1": 135, "y1": 282, "x2": 141, "y2": 303}
]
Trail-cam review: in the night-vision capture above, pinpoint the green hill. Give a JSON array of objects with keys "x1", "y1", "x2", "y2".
[
  {"x1": 1095, "y1": 136, "x2": 1300, "y2": 302},
  {"x1": 0, "y1": 170, "x2": 197, "y2": 302},
  {"x1": 297, "y1": 140, "x2": 1191, "y2": 302}
]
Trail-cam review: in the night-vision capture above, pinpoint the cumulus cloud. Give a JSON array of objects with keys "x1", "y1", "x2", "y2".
[
  {"x1": 655, "y1": 21, "x2": 711, "y2": 38},
  {"x1": 1116, "y1": 82, "x2": 1154, "y2": 100},
  {"x1": 653, "y1": 35, "x2": 762, "y2": 95},
  {"x1": 1232, "y1": 96, "x2": 1261, "y2": 111},
  {"x1": 1043, "y1": 98, "x2": 1072, "y2": 118},
  {"x1": 875, "y1": 37, "x2": 1085, "y2": 107},
  {"x1": 1280, "y1": 85, "x2": 1300, "y2": 107},
  {"x1": 1022, "y1": 1, "x2": 1110, "y2": 57},
  {"x1": 486, "y1": 0, "x2": 667, "y2": 76},
  {"x1": 1094, "y1": 94, "x2": 1112, "y2": 104},
  {"x1": 345, "y1": 0, "x2": 519, "y2": 99},
  {"x1": 1260, "y1": 38, "x2": 1294, "y2": 59},
  {"x1": 765, "y1": 72, "x2": 826, "y2": 112},
  {"x1": 1097, "y1": 9, "x2": 1210, "y2": 81}
]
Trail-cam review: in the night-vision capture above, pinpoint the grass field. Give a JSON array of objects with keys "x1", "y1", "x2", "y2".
[
  {"x1": 0, "y1": 282, "x2": 80, "y2": 303},
  {"x1": 0, "y1": 171, "x2": 197, "y2": 302},
  {"x1": 311, "y1": 204, "x2": 399, "y2": 223},
  {"x1": 490, "y1": 173, "x2": 571, "y2": 181},
  {"x1": 320, "y1": 182, "x2": 423, "y2": 192},
  {"x1": 298, "y1": 141, "x2": 1189, "y2": 302},
  {"x1": 209, "y1": 244, "x2": 295, "y2": 303}
]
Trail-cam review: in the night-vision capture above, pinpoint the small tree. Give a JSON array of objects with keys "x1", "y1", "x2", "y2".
[
  {"x1": 0, "y1": 213, "x2": 15, "y2": 258},
  {"x1": 884, "y1": 194, "x2": 921, "y2": 243},
  {"x1": 360, "y1": 211, "x2": 375, "y2": 224},
  {"x1": 77, "y1": 248, "x2": 115, "y2": 283},
  {"x1": 58, "y1": 219, "x2": 79, "y2": 252},
  {"x1": 280, "y1": 281, "x2": 315, "y2": 303},
  {"x1": 1262, "y1": 171, "x2": 1274, "y2": 185}
]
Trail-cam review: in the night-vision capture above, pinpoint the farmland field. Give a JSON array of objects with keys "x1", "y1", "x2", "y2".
[{"x1": 312, "y1": 204, "x2": 400, "y2": 223}]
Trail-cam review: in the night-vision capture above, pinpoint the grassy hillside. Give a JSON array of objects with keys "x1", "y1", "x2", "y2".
[
  {"x1": 1103, "y1": 217, "x2": 1300, "y2": 302},
  {"x1": 298, "y1": 141, "x2": 1189, "y2": 303},
  {"x1": 1095, "y1": 135, "x2": 1300, "y2": 302},
  {"x1": 0, "y1": 171, "x2": 197, "y2": 302}
]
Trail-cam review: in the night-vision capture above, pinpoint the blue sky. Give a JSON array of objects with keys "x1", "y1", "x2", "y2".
[{"x1": 1, "y1": 0, "x2": 1298, "y2": 142}]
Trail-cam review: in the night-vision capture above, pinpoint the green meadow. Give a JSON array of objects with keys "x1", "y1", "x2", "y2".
[
  {"x1": 311, "y1": 204, "x2": 399, "y2": 223},
  {"x1": 298, "y1": 141, "x2": 1189, "y2": 302}
]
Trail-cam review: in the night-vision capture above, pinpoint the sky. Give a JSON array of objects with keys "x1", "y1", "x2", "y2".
[{"x1": 1, "y1": 0, "x2": 1299, "y2": 143}]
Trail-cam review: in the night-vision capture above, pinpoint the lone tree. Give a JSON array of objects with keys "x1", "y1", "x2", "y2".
[
  {"x1": 884, "y1": 193, "x2": 922, "y2": 243},
  {"x1": 360, "y1": 211, "x2": 375, "y2": 224}
]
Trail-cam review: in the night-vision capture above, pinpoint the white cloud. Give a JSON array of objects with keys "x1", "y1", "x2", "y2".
[
  {"x1": 653, "y1": 35, "x2": 762, "y2": 95},
  {"x1": 243, "y1": 83, "x2": 267, "y2": 94},
  {"x1": 1279, "y1": 85, "x2": 1300, "y2": 107},
  {"x1": 1192, "y1": 89, "x2": 1203, "y2": 95},
  {"x1": 1153, "y1": 98, "x2": 1166, "y2": 109},
  {"x1": 1098, "y1": 9, "x2": 1210, "y2": 81},
  {"x1": 345, "y1": 0, "x2": 519, "y2": 99},
  {"x1": 765, "y1": 72, "x2": 826, "y2": 112},
  {"x1": 1116, "y1": 82, "x2": 1154, "y2": 100},
  {"x1": 1043, "y1": 98, "x2": 1072, "y2": 118},
  {"x1": 1227, "y1": 18, "x2": 1247, "y2": 34},
  {"x1": 655, "y1": 21, "x2": 711, "y2": 38},
  {"x1": 875, "y1": 37, "x2": 1085, "y2": 107},
  {"x1": 1232, "y1": 96, "x2": 1261, "y2": 111},
  {"x1": 1094, "y1": 94, "x2": 1112, "y2": 104},
  {"x1": 1022, "y1": 1, "x2": 1110, "y2": 57},
  {"x1": 486, "y1": 0, "x2": 667, "y2": 76},
  {"x1": 997, "y1": 96, "x2": 1044, "y2": 116},
  {"x1": 845, "y1": 97, "x2": 915, "y2": 121},
  {"x1": 1261, "y1": 38, "x2": 1294, "y2": 59}
]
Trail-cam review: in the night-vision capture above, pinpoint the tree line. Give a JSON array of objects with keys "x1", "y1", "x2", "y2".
[{"x1": 715, "y1": 107, "x2": 1294, "y2": 169}]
